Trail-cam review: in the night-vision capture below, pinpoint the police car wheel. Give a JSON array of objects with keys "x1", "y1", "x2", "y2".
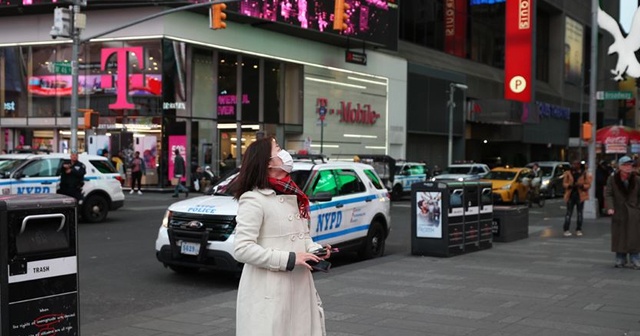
[
  {"x1": 169, "y1": 265, "x2": 200, "y2": 274},
  {"x1": 82, "y1": 195, "x2": 108, "y2": 223},
  {"x1": 359, "y1": 221, "x2": 385, "y2": 260}
]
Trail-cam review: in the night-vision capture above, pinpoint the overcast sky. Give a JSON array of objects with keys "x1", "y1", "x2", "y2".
[{"x1": 620, "y1": 0, "x2": 637, "y2": 33}]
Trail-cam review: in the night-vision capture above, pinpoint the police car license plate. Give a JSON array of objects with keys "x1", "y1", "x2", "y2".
[{"x1": 180, "y1": 241, "x2": 200, "y2": 255}]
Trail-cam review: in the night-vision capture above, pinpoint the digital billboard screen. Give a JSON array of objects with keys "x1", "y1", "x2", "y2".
[{"x1": 1, "y1": 0, "x2": 398, "y2": 49}]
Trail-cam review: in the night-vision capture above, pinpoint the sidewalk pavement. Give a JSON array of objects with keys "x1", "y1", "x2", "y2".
[{"x1": 82, "y1": 215, "x2": 640, "y2": 336}]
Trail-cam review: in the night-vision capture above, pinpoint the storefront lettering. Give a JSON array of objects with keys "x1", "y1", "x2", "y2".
[
  {"x1": 518, "y1": 0, "x2": 531, "y2": 29},
  {"x1": 536, "y1": 102, "x2": 570, "y2": 120},
  {"x1": 217, "y1": 94, "x2": 251, "y2": 116},
  {"x1": 445, "y1": 0, "x2": 455, "y2": 36},
  {"x1": 100, "y1": 46, "x2": 144, "y2": 110},
  {"x1": 3, "y1": 101, "x2": 15, "y2": 111},
  {"x1": 163, "y1": 102, "x2": 186, "y2": 110},
  {"x1": 316, "y1": 98, "x2": 381, "y2": 125}
]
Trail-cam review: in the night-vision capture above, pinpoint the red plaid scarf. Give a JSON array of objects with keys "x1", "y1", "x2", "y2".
[{"x1": 268, "y1": 176, "x2": 310, "y2": 219}]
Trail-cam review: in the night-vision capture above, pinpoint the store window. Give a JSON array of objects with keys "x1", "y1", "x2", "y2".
[
  {"x1": 217, "y1": 52, "x2": 238, "y2": 123},
  {"x1": 241, "y1": 56, "x2": 260, "y2": 123},
  {"x1": 264, "y1": 60, "x2": 281, "y2": 124},
  {"x1": 1, "y1": 47, "x2": 25, "y2": 118}
]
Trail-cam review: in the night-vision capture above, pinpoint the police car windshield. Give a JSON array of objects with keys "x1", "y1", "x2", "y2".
[
  {"x1": 0, "y1": 159, "x2": 26, "y2": 178},
  {"x1": 207, "y1": 169, "x2": 312, "y2": 196},
  {"x1": 447, "y1": 167, "x2": 472, "y2": 174}
]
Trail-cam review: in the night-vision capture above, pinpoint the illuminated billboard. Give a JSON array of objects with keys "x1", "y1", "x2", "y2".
[{"x1": 1, "y1": 0, "x2": 399, "y2": 50}]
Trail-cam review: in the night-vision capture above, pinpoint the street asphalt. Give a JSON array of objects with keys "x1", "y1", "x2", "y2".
[{"x1": 82, "y1": 202, "x2": 640, "y2": 336}]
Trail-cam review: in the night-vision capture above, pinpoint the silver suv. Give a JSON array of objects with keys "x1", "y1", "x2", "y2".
[
  {"x1": 431, "y1": 163, "x2": 490, "y2": 182},
  {"x1": 525, "y1": 161, "x2": 570, "y2": 198}
]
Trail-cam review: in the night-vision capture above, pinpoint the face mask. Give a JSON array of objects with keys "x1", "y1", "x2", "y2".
[{"x1": 273, "y1": 150, "x2": 294, "y2": 173}]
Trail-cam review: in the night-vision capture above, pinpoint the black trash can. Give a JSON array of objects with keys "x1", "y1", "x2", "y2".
[
  {"x1": 478, "y1": 183, "x2": 494, "y2": 249},
  {"x1": 0, "y1": 194, "x2": 79, "y2": 336},
  {"x1": 492, "y1": 205, "x2": 529, "y2": 242}
]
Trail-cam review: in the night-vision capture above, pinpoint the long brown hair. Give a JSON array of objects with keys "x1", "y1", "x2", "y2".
[{"x1": 233, "y1": 136, "x2": 274, "y2": 200}]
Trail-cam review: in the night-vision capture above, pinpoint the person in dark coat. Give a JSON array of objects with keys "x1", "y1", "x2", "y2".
[
  {"x1": 562, "y1": 160, "x2": 592, "y2": 237},
  {"x1": 172, "y1": 149, "x2": 189, "y2": 198},
  {"x1": 604, "y1": 155, "x2": 640, "y2": 269},
  {"x1": 58, "y1": 152, "x2": 86, "y2": 202},
  {"x1": 596, "y1": 160, "x2": 611, "y2": 216}
]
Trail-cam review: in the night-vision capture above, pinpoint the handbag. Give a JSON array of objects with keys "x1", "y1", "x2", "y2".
[
  {"x1": 193, "y1": 179, "x2": 200, "y2": 191},
  {"x1": 171, "y1": 177, "x2": 179, "y2": 186}
]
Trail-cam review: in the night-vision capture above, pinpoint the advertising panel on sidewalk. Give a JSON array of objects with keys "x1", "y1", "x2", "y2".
[{"x1": 416, "y1": 191, "x2": 442, "y2": 238}]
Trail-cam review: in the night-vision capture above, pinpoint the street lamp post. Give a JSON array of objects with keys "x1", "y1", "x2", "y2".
[{"x1": 447, "y1": 83, "x2": 468, "y2": 167}]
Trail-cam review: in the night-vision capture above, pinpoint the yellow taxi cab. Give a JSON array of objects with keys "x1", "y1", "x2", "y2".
[{"x1": 480, "y1": 167, "x2": 532, "y2": 204}]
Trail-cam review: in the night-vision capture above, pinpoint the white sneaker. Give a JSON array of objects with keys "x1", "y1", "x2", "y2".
[
  {"x1": 137, "y1": 190, "x2": 143, "y2": 195},
  {"x1": 129, "y1": 190, "x2": 134, "y2": 194},
  {"x1": 576, "y1": 230, "x2": 583, "y2": 237},
  {"x1": 563, "y1": 231, "x2": 572, "y2": 237}
]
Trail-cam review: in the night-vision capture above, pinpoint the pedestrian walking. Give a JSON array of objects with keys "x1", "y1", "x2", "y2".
[
  {"x1": 111, "y1": 154, "x2": 126, "y2": 187},
  {"x1": 604, "y1": 155, "x2": 640, "y2": 269},
  {"x1": 233, "y1": 137, "x2": 329, "y2": 336},
  {"x1": 57, "y1": 151, "x2": 86, "y2": 202},
  {"x1": 129, "y1": 151, "x2": 146, "y2": 195},
  {"x1": 172, "y1": 149, "x2": 189, "y2": 198},
  {"x1": 562, "y1": 160, "x2": 592, "y2": 237}
]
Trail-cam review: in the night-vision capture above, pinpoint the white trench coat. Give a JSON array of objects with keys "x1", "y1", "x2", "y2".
[{"x1": 234, "y1": 188, "x2": 326, "y2": 336}]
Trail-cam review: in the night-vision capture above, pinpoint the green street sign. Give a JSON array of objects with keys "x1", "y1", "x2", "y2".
[
  {"x1": 52, "y1": 62, "x2": 72, "y2": 75},
  {"x1": 596, "y1": 91, "x2": 633, "y2": 100}
]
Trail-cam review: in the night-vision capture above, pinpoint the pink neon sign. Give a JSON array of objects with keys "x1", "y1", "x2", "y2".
[{"x1": 100, "y1": 47, "x2": 144, "y2": 110}]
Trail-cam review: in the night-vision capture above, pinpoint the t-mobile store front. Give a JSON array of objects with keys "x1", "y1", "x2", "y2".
[{"x1": 0, "y1": 2, "x2": 406, "y2": 189}]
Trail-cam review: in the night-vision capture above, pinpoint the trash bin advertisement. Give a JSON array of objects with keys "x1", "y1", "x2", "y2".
[{"x1": 416, "y1": 191, "x2": 442, "y2": 238}]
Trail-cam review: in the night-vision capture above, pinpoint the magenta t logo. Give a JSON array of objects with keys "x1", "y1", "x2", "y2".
[{"x1": 101, "y1": 47, "x2": 144, "y2": 110}]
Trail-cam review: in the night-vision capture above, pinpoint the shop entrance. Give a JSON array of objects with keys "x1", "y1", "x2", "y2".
[{"x1": 219, "y1": 130, "x2": 257, "y2": 175}]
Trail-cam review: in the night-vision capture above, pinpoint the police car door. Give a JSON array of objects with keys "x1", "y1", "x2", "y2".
[
  {"x1": 11, "y1": 158, "x2": 61, "y2": 195},
  {"x1": 309, "y1": 168, "x2": 365, "y2": 247}
]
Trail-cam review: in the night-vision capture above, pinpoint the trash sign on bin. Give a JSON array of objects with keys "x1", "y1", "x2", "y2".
[
  {"x1": 415, "y1": 191, "x2": 442, "y2": 238},
  {"x1": 0, "y1": 194, "x2": 79, "y2": 336}
]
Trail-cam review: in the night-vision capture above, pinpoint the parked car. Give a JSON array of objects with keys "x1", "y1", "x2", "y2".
[
  {"x1": 0, "y1": 153, "x2": 125, "y2": 222},
  {"x1": 155, "y1": 159, "x2": 391, "y2": 274},
  {"x1": 481, "y1": 167, "x2": 532, "y2": 204},
  {"x1": 390, "y1": 161, "x2": 429, "y2": 201},
  {"x1": 525, "y1": 161, "x2": 570, "y2": 198},
  {"x1": 431, "y1": 163, "x2": 490, "y2": 182}
]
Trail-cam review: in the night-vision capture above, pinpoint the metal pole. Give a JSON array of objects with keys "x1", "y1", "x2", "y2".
[
  {"x1": 320, "y1": 120, "x2": 324, "y2": 155},
  {"x1": 70, "y1": 2, "x2": 80, "y2": 153},
  {"x1": 585, "y1": 0, "x2": 598, "y2": 218},
  {"x1": 448, "y1": 84, "x2": 455, "y2": 167}
]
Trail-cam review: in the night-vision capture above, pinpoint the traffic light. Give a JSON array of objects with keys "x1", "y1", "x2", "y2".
[
  {"x1": 333, "y1": 0, "x2": 349, "y2": 31},
  {"x1": 210, "y1": 3, "x2": 227, "y2": 30},
  {"x1": 81, "y1": 109, "x2": 99, "y2": 129},
  {"x1": 581, "y1": 121, "x2": 592, "y2": 142}
]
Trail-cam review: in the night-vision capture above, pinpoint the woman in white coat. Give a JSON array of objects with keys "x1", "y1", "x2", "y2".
[{"x1": 233, "y1": 137, "x2": 329, "y2": 336}]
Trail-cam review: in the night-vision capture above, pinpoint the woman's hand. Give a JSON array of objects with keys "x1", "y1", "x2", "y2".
[
  {"x1": 322, "y1": 244, "x2": 332, "y2": 259},
  {"x1": 295, "y1": 252, "x2": 321, "y2": 271}
]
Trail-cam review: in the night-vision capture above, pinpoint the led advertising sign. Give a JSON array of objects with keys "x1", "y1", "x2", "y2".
[{"x1": 1, "y1": 0, "x2": 398, "y2": 49}]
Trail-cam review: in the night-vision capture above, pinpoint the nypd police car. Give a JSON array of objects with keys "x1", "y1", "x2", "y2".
[
  {"x1": 390, "y1": 161, "x2": 429, "y2": 201},
  {"x1": 155, "y1": 159, "x2": 391, "y2": 274},
  {"x1": 0, "y1": 153, "x2": 125, "y2": 222}
]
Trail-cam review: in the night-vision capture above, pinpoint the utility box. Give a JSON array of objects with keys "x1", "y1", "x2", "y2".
[
  {"x1": 411, "y1": 181, "x2": 492, "y2": 257},
  {"x1": 492, "y1": 205, "x2": 529, "y2": 242},
  {"x1": 0, "y1": 194, "x2": 79, "y2": 336}
]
